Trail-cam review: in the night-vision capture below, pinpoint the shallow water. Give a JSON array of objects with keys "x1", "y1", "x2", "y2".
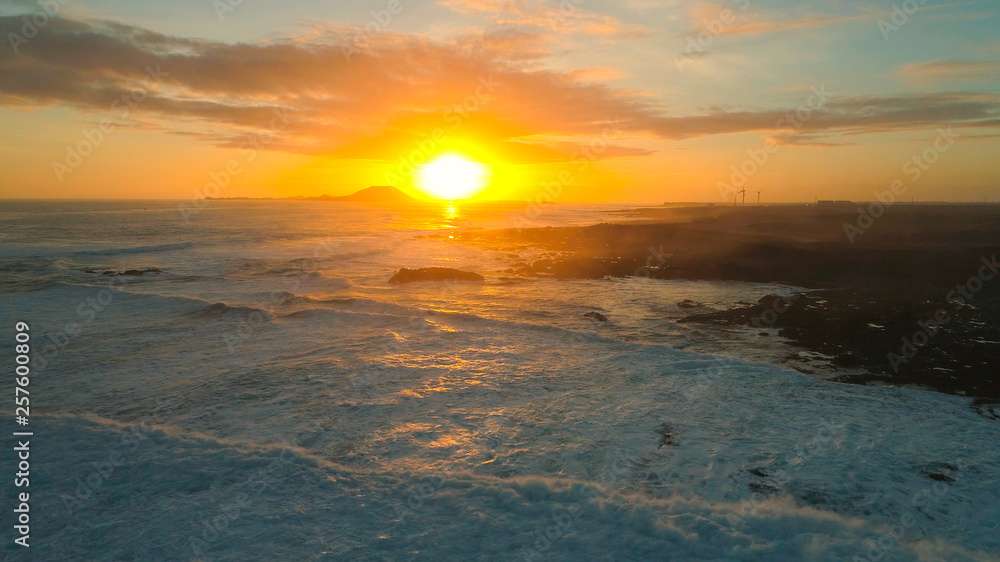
[{"x1": 1, "y1": 200, "x2": 997, "y2": 561}]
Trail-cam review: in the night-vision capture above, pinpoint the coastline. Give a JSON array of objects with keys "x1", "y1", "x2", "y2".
[{"x1": 450, "y1": 203, "x2": 1000, "y2": 406}]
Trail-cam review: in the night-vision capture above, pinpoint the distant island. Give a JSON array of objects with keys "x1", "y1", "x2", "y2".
[{"x1": 205, "y1": 185, "x2": 416, "y2": 202}]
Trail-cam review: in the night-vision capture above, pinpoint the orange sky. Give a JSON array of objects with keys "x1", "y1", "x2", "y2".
[{"x1": 1, "y1": 1, "x2": 999, "y2": 203}]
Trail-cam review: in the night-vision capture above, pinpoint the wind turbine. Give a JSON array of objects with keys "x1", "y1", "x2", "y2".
[
  {"x1": 756, "y1": 186, "x2": 765, "y2": 204},
  {"x1": 737, "y1": 188, "x2": 746, "y2": 205}
]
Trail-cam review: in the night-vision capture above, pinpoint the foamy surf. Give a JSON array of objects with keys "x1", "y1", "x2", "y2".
[
  {"x1": 26, "y1": 415, "x2": 994, "y2": 561},
  {"x1": 1, "y1": 201, "x2": 997, "y2": 561}
]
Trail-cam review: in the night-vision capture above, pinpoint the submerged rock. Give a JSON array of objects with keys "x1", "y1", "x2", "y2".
[
  {"x1": 657, "y1": 422, "x2": 675, "y2": 448},
  {"x1": 98, "y1": 268, "x2": 164, "y2": 276},
  {"x1": 584, "y1": 312, "x2": 608, "y2": 322},
  {"x1": 928, "y1": 473, "x2": 956, "y2": 483},
  {"x1": 389, "y1": 267, "x2": 484, "y2": 284},
  {"x1": 677, "y1": 299, "x2": 703, "y2": 309}
]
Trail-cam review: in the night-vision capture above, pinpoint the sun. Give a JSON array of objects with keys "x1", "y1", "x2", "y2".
[{"x1": 416, "y1": 154, "x2": 490, "y2": 200}]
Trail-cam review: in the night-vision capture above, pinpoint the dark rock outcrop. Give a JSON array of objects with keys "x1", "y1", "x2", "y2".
[
  {"x1": 389, "y1": 267, "x2": 484, "y2": 284},
  {"x1": 657, "y1": 422, "x2": 675, "y2": 448},
  {"x1": 97, "y1": 268, "x2": 164, "y2": 276},
  {"x1": 584, "y1": 312, "x2": 608, "y2": 322}
]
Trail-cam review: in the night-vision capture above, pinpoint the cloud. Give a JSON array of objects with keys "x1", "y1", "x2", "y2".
[
  {"x1": 686, "y1": 2, "x2": 878, "y2": 38},
  {"x1": 1, "y1": 17, "x2": 997, "y2": 162},
  {"x1": 687, "y1": 1, "x2": 995, "y2": 39},
  {"x1": 717, "y1": 13, "x2": 872, "y2": 36},
  {"x1": 728, "y1": 14, "x2": 871, "y2": 37},
  {"x1": 438, "y1": 0, "x2": 644, "y2": 38},
  {"x1": 635, "y1": 92, "x2": 1000, "y2": 139},
  {"x1": 766, "y1": 133, "x2": 855, "y2": 148},
  {"x1": 897, "y1": 60, "x2": 1000, "y2": 85}
]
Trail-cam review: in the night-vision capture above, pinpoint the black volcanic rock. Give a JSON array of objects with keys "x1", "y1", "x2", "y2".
[
  {"x1": 97, "y1": 268, "x2": 164, "y2": 276},
  {"x1": 389, "y1": 267, "x2": 484, "y2": 284},
  {"x1": 449, "y1": 204, "x2": 1000, "y2": 403},
  {"x1": 929, "y1": 473, "x2": 955, "y2": 483}
]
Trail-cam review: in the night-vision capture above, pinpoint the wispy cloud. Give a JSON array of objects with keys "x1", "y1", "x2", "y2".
[
  {"x1": 439, "y1": 0, "x2": 644, "y2": 38},
  {"x1": 898, "y1": 60, "x2": 1000, "y2": 85},
  {"x1": 767, "y1": 133, "x2": 855, "y2": 147},
  {"x1": 688, "y1": 0, "x2": 996, "y2": 38},
  {"x1": 686, "y1": 2, "x2": 878, "y2": 37},
  {"x1": 716, "y1": 12, "x2": 873, "y2": 36},
  {"x1": 635, "y1": 93, "x2": 1000, "y2": 139}
]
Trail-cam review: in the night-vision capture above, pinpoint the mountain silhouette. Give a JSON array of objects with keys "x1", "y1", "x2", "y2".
[{"x1": 330, "y1": 186, "x2": 415, "y2": 202}]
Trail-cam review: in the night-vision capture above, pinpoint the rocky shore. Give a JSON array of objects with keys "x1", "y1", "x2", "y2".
[{"x1": 451, "y1": 204, "x2": 1000, "y2": 405}]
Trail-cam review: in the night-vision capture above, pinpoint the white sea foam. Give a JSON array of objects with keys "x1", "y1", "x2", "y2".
[
  {"x1": 25, "y1": 415, "x2": 993, "y2": 561},
  {"x1": 1, "y1": 200, "x2": 997, "y2": 560}
]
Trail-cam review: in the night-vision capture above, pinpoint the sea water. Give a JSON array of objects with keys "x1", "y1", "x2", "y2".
[{"x1": 0, "y1": 200, "x2": 997, "y2": 560}]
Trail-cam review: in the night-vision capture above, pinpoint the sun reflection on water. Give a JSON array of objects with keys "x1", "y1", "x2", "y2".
[{"x1": 442, "y1": 201, "x2": 460, "y2": 237}]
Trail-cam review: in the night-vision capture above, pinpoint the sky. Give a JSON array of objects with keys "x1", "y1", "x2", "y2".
[{"x1": 0, "y1": 0, "x2": 998, "y2": 203}]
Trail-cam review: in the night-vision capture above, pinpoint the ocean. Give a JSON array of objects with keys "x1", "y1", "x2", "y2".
[{"x1": 1, "y1": 200, "x2": 997, "y2": 561}]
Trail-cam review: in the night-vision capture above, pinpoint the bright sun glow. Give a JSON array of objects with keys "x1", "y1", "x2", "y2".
[{"x1": 416, "y1": 154, "x2": 490, "y2": 200}]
